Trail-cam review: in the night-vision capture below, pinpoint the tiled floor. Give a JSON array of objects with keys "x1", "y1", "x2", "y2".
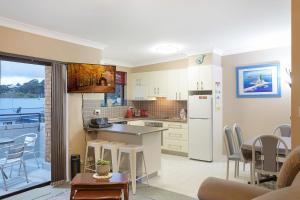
[
  {"x1": 6, "y1": 184, "x2": 197, "y2": 200},
  {"x1": 0, "y1": 158, "x2": 51, "y2": 197},
  {"x1": 149, "y1": 154, "x2": 251, "y2": 199},
  {"x1": 3, "y1": 154, "x2": 263, "y2": 199}
]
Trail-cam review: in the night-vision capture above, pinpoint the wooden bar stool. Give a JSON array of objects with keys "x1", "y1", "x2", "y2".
[
  {"x1": 117, "y1": 145, "x2": 149, "y2": 194},
  {"x1": 101, "y1": 142, "x2": 125, "y2": 173},
  {"x1": 84, "y1": 140, "x2": 109, "y2": 172},
  {"x1": 72, "y1": 190, "x2": 122, "y2": 200}
]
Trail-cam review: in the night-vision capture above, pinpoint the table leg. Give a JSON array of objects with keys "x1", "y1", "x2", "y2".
[
  {"x1": 130, "y1": 152, "x2": 137, "y2": 194},
  {"x1": 123, "y1": 185, "x2": 129, "y2": 200}
]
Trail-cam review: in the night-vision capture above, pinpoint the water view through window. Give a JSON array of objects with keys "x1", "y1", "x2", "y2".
[{"x1": 0, "y1": 60, "x2": 50, "y2": 197}]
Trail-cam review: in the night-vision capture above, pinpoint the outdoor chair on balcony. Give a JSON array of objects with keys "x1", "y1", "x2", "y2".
[
  {"x1": 0, "y1": 145, "x2": 29, "y2": 191},
  {"x1": 13, "y1": 133, "x2": 39, "y2": 168}
]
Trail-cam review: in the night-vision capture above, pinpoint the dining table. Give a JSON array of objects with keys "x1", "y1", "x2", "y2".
[{"x1": 241, "y1": 136, "x2": 291, "y2": 156}]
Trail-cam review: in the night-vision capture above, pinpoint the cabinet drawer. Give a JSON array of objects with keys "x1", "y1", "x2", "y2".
[
  {"x1": 165, "y1": 122, "x2": 188, "y2": 129},
  {"x1": 127, "y1": 120, "x2": 144, "y2": 126},
  {"x1": 163, "y1": 139, "x2": 188, "y2": 153},
  {"x1": 164, "y1": 129, "x2": 188, "y2": 141}
]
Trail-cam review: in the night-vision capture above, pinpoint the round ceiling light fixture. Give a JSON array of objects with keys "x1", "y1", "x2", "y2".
[{"x1": 152, "y1": 43, "x2": 182, "y2": 55}]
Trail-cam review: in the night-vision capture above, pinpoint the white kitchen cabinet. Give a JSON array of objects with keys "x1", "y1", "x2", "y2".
[
  {"x1": 163, "y1": 139, "x2": 188, "y2": 153},
  {"x1": 130, "y1": 73, "x2": 149, "y2": 100},
  {"x1": 127, "y1": 120, "x2": 145, "y2": 126},
  {"x1": 129, "y1": 68, "x2": 188, "y2": 100},
  {"x1": 162, "y1": 122, "x2": 188, "y2": 153},
  {"x1": 148, "y1": 71, "x2": 168, "y2": 97},
  {"x1": 187, "y1": 65, "x2": 213, "y2": 90},
  {"x1": 167, "y1": 68, "x2": 188, "y2": 100}
]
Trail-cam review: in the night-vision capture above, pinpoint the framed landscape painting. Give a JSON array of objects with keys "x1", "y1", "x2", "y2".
[{"x1": 236, "y1": 63, "x2": 281, "y2": 98}]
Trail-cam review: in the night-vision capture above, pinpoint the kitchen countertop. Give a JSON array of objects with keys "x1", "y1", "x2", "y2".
[
  {"x1": 109, "y1": 117, "x2": 187, "y2": 124},
  {"x1": 85, "y1": 124, "x2": 168, "y2": 136}
]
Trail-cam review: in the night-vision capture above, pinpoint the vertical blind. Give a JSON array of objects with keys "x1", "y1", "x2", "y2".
[{"x1": 51, "y1": 63, "x2": 66, "y2": 183}]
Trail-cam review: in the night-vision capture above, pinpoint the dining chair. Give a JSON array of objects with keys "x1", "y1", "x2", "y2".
[
  {"x1": 233, "y1": 123, "x2": 249, "y2": 172},
  {"x1": 273, "y1": 124, "x2": 291, "y2": 137},
  {"x1": 224, "y1": 126, "x2": 241, "y2": 180},
  {"x1": 13, "y1": 133, "x2": 39, "y2": 168},
  {"x1": 0, "y1": 144, "x2": 28, "y2": 191},
  {"x1": 251, "y1": 135, "x2": 289, "y2": 185}
]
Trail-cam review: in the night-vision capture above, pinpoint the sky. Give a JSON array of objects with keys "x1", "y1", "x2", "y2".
[{"x1": 0, "y1": 60, "x2": 45, "y2": 85}]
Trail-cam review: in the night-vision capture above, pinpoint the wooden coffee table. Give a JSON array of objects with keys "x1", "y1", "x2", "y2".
[{"x1": 70, "y1": 173, "x2": 129, "y2": 200}]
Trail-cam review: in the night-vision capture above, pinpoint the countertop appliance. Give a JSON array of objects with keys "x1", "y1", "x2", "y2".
[
  {"x1": 89, "y1": 118, "x2": 112, "y2": 128},
  {"x1": 188, "y1": 90, "x2": 213, "y2": 162}
]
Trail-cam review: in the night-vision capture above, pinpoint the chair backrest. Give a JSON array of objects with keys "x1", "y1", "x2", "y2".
[
  {"x1": 6, "y1": 145, "x2": 25, "y2": 161},
  {"x1": 24, "y1": 133, "x2": 38, "y2": 147},
  {"x1": 13, "y1": 133, "x2": 38, "y2": 148},
  {"x1": 252, "y1": 135, "x2": 289, "y2": 174},
  {"x1": 233, "y1": 123, "x2": 244, "y2": 149},
  {"x1": 273, "y1": 124, "x2": 291, "y2": 137},
  {"x1": 224, "y1": 126, "x2": 236, "y2": 156}
]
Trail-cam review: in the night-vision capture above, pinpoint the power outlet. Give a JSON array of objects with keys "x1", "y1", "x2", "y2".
[{"x1": 94, "y1": 109, "x2": 101, "y2": 115}]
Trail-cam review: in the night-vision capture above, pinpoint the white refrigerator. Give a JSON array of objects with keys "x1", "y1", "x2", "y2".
[{"x1": 188, "y1": 91, "x2": 213, "y2": 162}]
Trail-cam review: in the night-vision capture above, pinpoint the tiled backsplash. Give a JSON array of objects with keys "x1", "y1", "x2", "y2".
[
  {"x1": 82, "y1": 98, "x2": 187, "y2": 125},
  {"x1": 132, "y1": 98, "x2": 187, "y2": 119},
  {"x1": 82, "y1": 100, "x2": 131, "y2": 126}
]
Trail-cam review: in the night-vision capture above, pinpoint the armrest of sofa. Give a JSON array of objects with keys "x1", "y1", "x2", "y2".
[
  {"x1": 198, "y1": 177, "x2": 270, "y2": 200},
  {"x1": 252, "y1": 186, "x2": 300, "y2": 200}
]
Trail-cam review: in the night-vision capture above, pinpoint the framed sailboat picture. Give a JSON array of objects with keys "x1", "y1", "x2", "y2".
[{"x1": 236, "y1": 63, "x2": 281, "y2": 98}]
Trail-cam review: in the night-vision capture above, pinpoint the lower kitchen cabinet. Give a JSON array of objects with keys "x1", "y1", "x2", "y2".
[
  {"x1": 127, "y1": 120, "x2": 189, "y2": 156},
  {"x1": 127, "y1": 120, "x2": 145, "y2": 126},
  {"x1": 163, "y1": 139, "x2": 188, "y2": 153},
  {"x1": 162, "y1": 122, "x2": 188, "y2": 155}
]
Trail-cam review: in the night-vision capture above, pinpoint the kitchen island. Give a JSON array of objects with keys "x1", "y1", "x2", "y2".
[{"x1": 85, "y1": 124, "x2": 167, "y2": 177}]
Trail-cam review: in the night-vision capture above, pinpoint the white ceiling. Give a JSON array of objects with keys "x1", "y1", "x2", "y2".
[{"x1": 0, "y1": 0, "x2": 291, "y2": 67}]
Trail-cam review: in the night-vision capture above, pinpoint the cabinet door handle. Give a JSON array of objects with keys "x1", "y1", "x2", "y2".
[
  {"x1": 158, "y1": 87, "x2": 159, "y2": 94},
  {"x1": 154, "y1": 88, "x2": 156, "y2": 95},
  {"x1": 176, "y1": 92, "x2": 177, "y2": 100},
  {"x1": 197, "y1": 82, "x2": 199, "y2": 90}
]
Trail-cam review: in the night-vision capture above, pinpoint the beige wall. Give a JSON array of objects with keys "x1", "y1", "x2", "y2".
[
  {"x1": 0, "y1": 26, "x2": 102, "y2": 63},
  {"x1": 292, "y1": 0, "x2": 300, "y2": 148},
  {"x1": 222, "y1": 47, "x2": 291, "y2": 142},
  {"x1": 132, "y1": 58, "x2": 188, "y2": 72}
]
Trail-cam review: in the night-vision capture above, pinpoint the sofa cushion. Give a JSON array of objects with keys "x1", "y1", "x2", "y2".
[
  {"x1": 291, "y1": 171, "x2": 300, "y2": 187},
  {"x1": 198, "y1": 177, "x2": 270, "y2": 200},
  {"x1": 252, "y1": 186, "x2": 300, "y2": 200},
  {"x1": 277, "y1": 146, "x2": 300, "y2": 188}
]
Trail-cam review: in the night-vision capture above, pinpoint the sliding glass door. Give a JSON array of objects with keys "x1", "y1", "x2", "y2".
[{"x1": 0, "y1": 60, "x2": 51, "y2": 197}]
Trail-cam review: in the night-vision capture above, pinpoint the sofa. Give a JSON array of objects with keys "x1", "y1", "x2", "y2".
[{"x1": 198, "y1": 146, "x2": 300, "y2": 200}]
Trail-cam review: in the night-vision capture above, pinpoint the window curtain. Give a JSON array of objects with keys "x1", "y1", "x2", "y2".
[{"x1": 51, "y1": 62, "x2": 67, "y2": 183}]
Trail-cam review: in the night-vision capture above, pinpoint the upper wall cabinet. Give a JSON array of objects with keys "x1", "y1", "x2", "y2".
[
  {"x1": 148, "y1": 71, "x2": 168, "y2": 98},
  {"x1": 187, "y1": 65, "x2": 213, "y2": 90},
  {"x1": 167, "y1": 68, "x2": 188, "y2": 100},
  {"x1": 129, "y1": 69, "x2": 188, "y2": 100},
  {"x1": 130, "y1": 72, "x2": 149, "y2": 100}
]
